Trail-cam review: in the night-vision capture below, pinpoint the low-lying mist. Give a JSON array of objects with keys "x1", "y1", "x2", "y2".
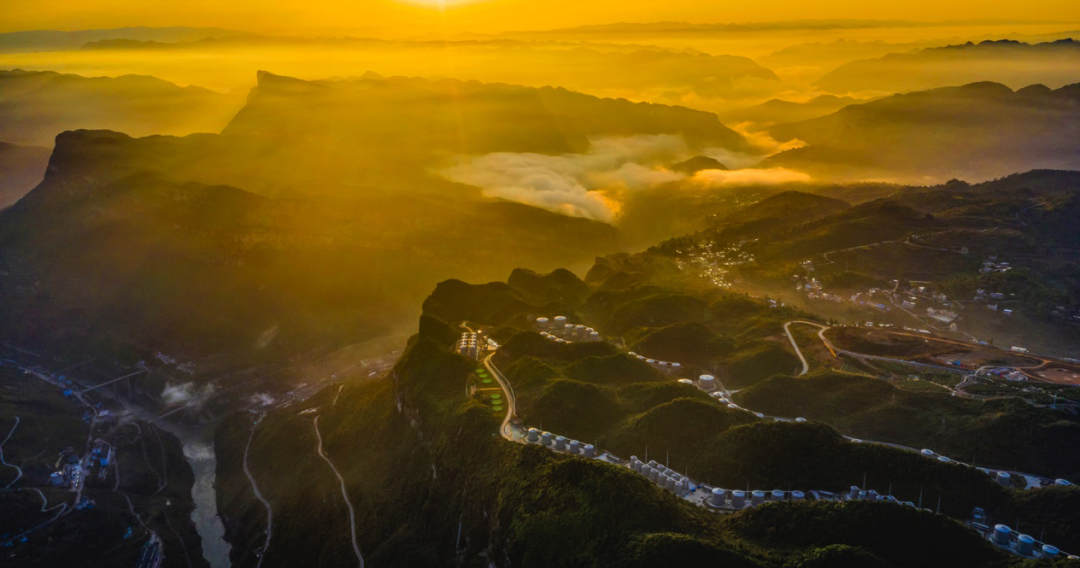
[{"x1": 439, "y1": 134, "x2": 811, "y2": 223}]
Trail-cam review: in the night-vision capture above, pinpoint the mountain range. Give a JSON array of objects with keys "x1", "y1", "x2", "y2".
[
  {"x1": 0, "y1": 69, "x2": 243, "y2": 146},
  {"x1": 0, "y1": 26, "x2": 251, "y2": 53},
  {"x1": 764, "y1": 81, "x2": 1080, "y2": 181},
  {"x1": 816, "y1": 39, "x2": 1080, "y2": 93}
]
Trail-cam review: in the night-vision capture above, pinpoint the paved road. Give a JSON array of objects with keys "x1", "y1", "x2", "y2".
[
  {"x1": 244, "y1": 421, "x2": 273, "y2": 568},
  {"x1": 783, "y1": 322, "x2": 815, "y2": 376},
  {"x1": 313, "y1": 415, "x2": 364, "y2": 568},
  {"x1": 482, "y1": 353, "x2": 518, "y2": 441}
]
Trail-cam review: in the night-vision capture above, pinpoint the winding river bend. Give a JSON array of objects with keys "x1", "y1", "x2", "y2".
[
  {"x1": 162, "y1": 425, "x2": 233, "y2": 568},
  {"x1": 110, "y1": 391, "x2": 233, "y2": 568}
]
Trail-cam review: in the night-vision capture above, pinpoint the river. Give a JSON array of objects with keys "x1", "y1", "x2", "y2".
[
  {"x1": 161, "y1": 424, "x2": 233, "y2": 568},
  {"x1": 104, "y1": 389, "x2": 233, "y2": 568}
]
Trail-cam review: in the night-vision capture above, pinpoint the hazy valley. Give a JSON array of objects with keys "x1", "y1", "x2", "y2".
[{"x1": 1, "y1": 9, "x2": 1079, "y2": 568}]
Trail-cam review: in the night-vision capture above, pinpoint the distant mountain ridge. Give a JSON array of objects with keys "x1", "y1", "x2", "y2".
[
  {"x1": 719, "y1": 94, "x2": 865, "y2": 127},
  {"x1": 0, "y1": 69, "x2": 243, "y2": 146},
  {"x1": 764, "y1": 81, "x2": 1080, "y2": 181},
  {"x1": 0, "y1": 26, "x2": 252, "y2": 53},
  {"x1": 816, "y1": 38, "x2": 1080, "y2": 92},
  {"x1": 225, "y1": 70, "x2": 748, "y2": 155}
]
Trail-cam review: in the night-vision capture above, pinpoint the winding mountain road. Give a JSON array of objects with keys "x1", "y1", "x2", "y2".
[
  {"x1": 482, "y1": 353, "x2": 519, "y2": 441},
  {"x1": 313, "y1": 415, "x2": 364, "y2": 568},
  {"x1": 783, "y1": 323, "x2": 811, "y2": 376}
]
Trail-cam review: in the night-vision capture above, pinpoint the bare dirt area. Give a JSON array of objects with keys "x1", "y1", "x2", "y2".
[
  {"x1": 828, "y1": 327, "x2": 950, "y2": 358},
  {"x1": 922, "y1": 348, "x2": 1042, "y2": 369},
  {"x1": 827, "y1": 326, "x2": 1047, "y2": 370},
  {"x1": 1028, "y1": 365, "x2": 1080, "y2": 385}
]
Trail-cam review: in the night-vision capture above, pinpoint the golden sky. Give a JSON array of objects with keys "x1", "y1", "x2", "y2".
[{"x1": 4, "y1": 0, "x2": 1079, "y2": 36}]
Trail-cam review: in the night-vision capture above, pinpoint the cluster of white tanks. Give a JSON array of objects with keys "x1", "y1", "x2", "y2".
[
  {"x1": 627, "y1": 352, "x2": 682, "y2": 376},
  {"x1": 536, "y1": 317, "x2": 601, "y2": 342},
  {"x1": 707, "y1": 487, "x2": 805, "y2": 509},
  {"x1": 627, "y1": 456, "x2": 694, "y2": 497},
  {"x1": 991, "y1": 525, "x2": 1074, "y2": 560},
  {"x1": 526, "y1": 428, "x2": 595, "y2": 457}
]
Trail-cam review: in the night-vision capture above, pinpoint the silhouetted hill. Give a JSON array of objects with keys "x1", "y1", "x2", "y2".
[
  {"x1": 223, "y1": 71, "x2": 749, "y2": 158},
  {"x1": 0, "y1": 69, "x2": 243, "y2": 146},
  {"x1": 0, "y1": 130, "x2": 617, "y2": 363},
  {"x1": 712, "y1": 190, "x2": 850, "y2": 239},
  {"x1": 719, "y1": 94, "x2": 864, "y2": 127},
  {"x1": 764, "y1": 82, "x2": 1080, "y2": 181},
  {"x1": 671, "y1": 155, "x2": 728, "y2": 174},
  {"x1": 816, "y1": 39, "x2": 1080, "y2": 93}
]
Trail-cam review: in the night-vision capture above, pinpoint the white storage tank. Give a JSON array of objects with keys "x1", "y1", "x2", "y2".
[
  {"x1": 541, "y1": 432, "x2": 553, "y2": 446},
  {"x1": 699, "y1": 376, "x2": 717, "y2": 391},
  {"x1": 554, "y1": 316, "x2": 567, "y2": 325},
  {"x1": 536, "y1": 317, "x2": 550, "y2": 329},
  {"x1": 1055, "y1": 478, "x2": 1072, "y2": 486},
  {"x1": 731, "y1": 490, "x2": 746, "y2": 508},
  {"x1": 665, "y1": 476, "x2": 676, "y2": 490},
  {"x1": 670, "y1": 362, "x2": 681, "y2": 374},
  {"x1": 1042, "y1": 545, "x2": 1060, "y2": 559},
  {"x1": 563, "y1": 324, "x2": 575, "y2": 335},
  {"x1": 711, "y1": 488, "x2": 726, "y2": 506},
  {"x1": 590, "y1": 331, "x2": 601, "y2": 341},
  {"x1": 1017, "y1": 534, "x2": 1035, "y2": 556},
  {"x1": 554, "y1": 436, "x2": 566, "y2": 450},
  {"x1": 867, "y1": 490, "x2": 879, "y2": 502},
  {"x1": 921, "y1": 449, "x2": 934, "y2": 456},
  {"x1": 858, "y1": 491, "x2": 868, "y2": 501},
  {"x1": 771, "y1": 490, "x2": 784, "y2": 502},
  {"x1": 583, "y1": 444, "x2": 595, "y2": 458},
  {"x1": 679, "y1": 379, "x2": 695, "y2": 386},
  {"x1": 997, "y1": 471, "x2": 1012, "y2": 486},
  {"x1": 575, "y1": 324, "x2": 586, "y2": 337},
  {"x1": 937, "y1": 456, "x2": 951, "y2": 463},
  {"x1": 646, "y1": 359, "x2": 656, "y2": 365},
  {"x1": 527, "y1": 428, "x2": 539, "y2": 442},
  {"x1": 751, "y1": 490, "x2": 766, "y2": 506},
  {"x1": 791, "y1": 490, "x2": 805, "y2": 501},
  {"x1": 568, "y1": 440, "x2": 581, "y2": 454},
  {"x1": 849, "y1": 486, "x2": 860, "y2": 499},
  {"x1": 992, "y1": 525, "x2": 1011, "y2": 546},
  {"x1": 795, "y1": 417, "x2": 807, "y2": 423}
]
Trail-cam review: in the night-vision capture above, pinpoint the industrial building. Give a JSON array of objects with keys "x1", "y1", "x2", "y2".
[{"x1": 456, "y1": 332, "x2": 486, "y2": 360}]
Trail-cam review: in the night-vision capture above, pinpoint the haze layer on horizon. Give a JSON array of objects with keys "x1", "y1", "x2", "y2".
[{"x1": 5, "y1": 0, "x2": 1080, "y2": 37}]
